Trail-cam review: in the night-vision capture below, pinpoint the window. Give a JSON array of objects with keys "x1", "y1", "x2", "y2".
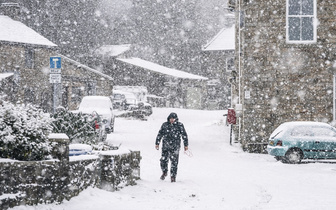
[
  {"x1": 311, "y1": 127, "x2": 336, "y2": 138},
  {"x1": 86, "y1": 82, "x2": 96, "y2": 95},
  {"x1": 286, "y1": 0, "x2": 316, "y2": 43},
  {"x1": 240, "y1": 11, "x2": 245, "y2": 28},
  {"x1": 25, "y1": 48, "x2": 35, "y2": 68},
  {"x1": 290, "y1": 126, "x2": 313, "y2": 137}
]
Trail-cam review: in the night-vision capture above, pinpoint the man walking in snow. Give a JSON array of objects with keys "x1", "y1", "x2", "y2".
[{"x1": 155, "y1": 112, "x2": 188, "y2": 182}]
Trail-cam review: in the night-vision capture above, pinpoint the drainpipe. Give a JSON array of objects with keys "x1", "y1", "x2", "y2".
[{"x1": 237, "y1": 0, "x2": 242, "y2": 143}]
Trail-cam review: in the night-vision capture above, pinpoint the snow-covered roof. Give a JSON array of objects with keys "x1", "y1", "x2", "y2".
[
  {"x1": 202, "y1": 25, "x2": 235, "y2": 51},
  {"x1": 94, "y1": 44, "x2": 131, "y2": 57},
  {"x1": 0, "y1": 72, "x2": 14, "y2": 81},
  {"x1": 0, "y1": 15, "x2": 57, "y2": 47},
  {"x1": 60, "y1": 55, "x2": 113, "y2": 80},
  {"x1": 117, "y1": 57, "x2": 208, "y2": 80}
]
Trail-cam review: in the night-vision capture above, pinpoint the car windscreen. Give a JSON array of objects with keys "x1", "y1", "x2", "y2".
[
  {"x1": 290, "y1": 126, "x2": 336, "y2": 139},
  {"x1": 113, "y1": 94, "x2": 125, "y2": 100},
  {"x1": 290, "y1": 126, "x2": 314, "y2": 137}
]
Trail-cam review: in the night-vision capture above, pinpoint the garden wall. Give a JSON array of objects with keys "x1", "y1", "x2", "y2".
[{"x1": 0, "y1": 135, "x2": 141, "y2": 209}]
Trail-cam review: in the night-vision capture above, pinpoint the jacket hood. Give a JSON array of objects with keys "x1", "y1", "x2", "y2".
[{"x1": 167, "y1": 112, "x2": 178, "y2": 122}]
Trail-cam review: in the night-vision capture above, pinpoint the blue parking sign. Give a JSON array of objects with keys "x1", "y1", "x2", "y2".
[{"x1": 50, "y1": 57, "x2": 61, "y2": 69}]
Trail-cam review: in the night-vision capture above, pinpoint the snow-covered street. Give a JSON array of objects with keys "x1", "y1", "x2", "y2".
[{"x1": 10, "y1": 108, "x2": 336, "y2": 210}]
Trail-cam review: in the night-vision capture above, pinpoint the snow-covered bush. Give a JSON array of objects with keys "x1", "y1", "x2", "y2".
[
  {"x1": 51, "y1": 107, "x2": 98, "y2": 145},
  {"x1": 0, "y1": 102, "x2": 53, "y2": 161}
]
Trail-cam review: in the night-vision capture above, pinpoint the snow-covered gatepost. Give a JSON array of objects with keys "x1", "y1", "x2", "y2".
[
  {"x1": 99, "y1": 150, "x2": 141, "y2": 191},
  {"x1": 49, "y1": 133, "x2": 70, "y2": 162}
]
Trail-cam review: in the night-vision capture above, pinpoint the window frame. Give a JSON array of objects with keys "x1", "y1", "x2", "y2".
[{"x1": 286, "y1": 0, "x2": 317, "y2": 44}]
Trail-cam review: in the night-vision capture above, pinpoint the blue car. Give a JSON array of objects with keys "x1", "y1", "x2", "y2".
[{"x1": 267, "y1": 121, "x2": 336, "y2": 164}]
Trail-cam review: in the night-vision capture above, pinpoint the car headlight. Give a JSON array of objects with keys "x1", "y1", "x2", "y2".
[{"x1": 102, "y1": 119, "x2": 108, "y2": 124}]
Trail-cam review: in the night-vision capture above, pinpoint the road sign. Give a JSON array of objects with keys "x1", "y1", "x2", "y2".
[
  {"x1": 50, "y1": 57, "x2": 61, "y2": 69},
  {"x1": 50, "y1": 74, "x2": 61, "y2": 83},
  {"x1": 50, "y1": 68, "x2": 61, "y2": 74}
]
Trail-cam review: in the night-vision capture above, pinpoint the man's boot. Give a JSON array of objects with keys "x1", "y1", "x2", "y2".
[{"x1": 160, "y1": 172, "x2": 167, "y2": 180}]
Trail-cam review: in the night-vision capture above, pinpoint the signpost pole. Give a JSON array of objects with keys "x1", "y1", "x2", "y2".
[{"x1": 50, "y1": 57, "x2": 62, "y2": 114}]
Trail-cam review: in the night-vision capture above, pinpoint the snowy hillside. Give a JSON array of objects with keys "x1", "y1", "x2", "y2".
[{"x1": 10, "y1": 108, "x2": 336, "y2": 210}]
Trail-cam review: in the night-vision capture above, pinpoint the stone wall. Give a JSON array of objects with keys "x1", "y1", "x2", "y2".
[
  {"x1": 231, "y1": 0, "x2": 336, "y2": 152},
  {"x1": 0, "y1": 136, "x2": 141, "y2": 209}
]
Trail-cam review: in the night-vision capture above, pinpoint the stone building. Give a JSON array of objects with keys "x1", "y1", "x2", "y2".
[
  {"x1": 229, "y1": 0, "x2": 336, "y2": 152},
  {"x1": 202, "y1": 25, "x2": 235, "y2": 110},
  {"x1": 59, "y1": 55, "x2": 113, "y2": 110},
  {"x1": 116, "y1": 57, "x2": 208, "y2": 109},
  {"x1": 87, "y1": 45, "x2": 208, "y2": 109},
  {"x1": 0, "y1": 5, "x2": 112, "y2": 112}
]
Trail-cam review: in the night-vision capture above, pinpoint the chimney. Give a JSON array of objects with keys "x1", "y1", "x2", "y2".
[{"x1": 0, "y1": 2, "x2": 21, "y2": 21}]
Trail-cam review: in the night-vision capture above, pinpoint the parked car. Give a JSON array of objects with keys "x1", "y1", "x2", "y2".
[
  {"x1": 112, "y1": 89, "x2": 153, "y2": 118},
  {"x1": 112, "y1": 90, "x2": 137, "y2": 110},
  {"x1": 78, "y1": 96, "x2": 115, "y2": 133},
  {"x1": 267, "y1": 121, "x2": 336, "y2": 164}
]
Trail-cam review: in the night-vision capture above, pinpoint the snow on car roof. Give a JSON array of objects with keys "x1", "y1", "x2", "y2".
[
  {"x1": 279, "y1": 121, "x2": 331, "y2": 128},
  {"x1": 78, "y1": 96, "x2": 112, "y2": 114},
  {"x1": 270, "y1": 121, "x2": 333, "y2": 138}
]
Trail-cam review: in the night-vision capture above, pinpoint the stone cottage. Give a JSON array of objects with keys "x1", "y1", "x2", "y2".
[
  {"x1": 229, "y1": 0, "x2": 336, "y2": 152},
  {"x1": 0, "y1": 4, "x2": 113, "y2": 112},
  {"x1": 202, "y1": 25, "x2": 235, "y2": 110},
  {"x1": 87, "y1": 45, "x2": 208, "y2": 109},
  {"x1": 116, "y1": 57, "x2": 208, "y2": 109}
]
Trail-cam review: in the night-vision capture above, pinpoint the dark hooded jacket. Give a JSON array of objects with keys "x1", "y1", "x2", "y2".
[{"x1": 155, "y1": 112, "x2": 188, "y2": 150}]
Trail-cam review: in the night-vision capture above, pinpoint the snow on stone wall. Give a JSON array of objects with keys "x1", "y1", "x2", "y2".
[{"x1": 0, "y1": 137, "x2": 141, "y2": 210}]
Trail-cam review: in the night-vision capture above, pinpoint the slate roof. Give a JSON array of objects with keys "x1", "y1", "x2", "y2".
[
  {"x1": 117, "y1": 57, "x2": 208, "y2": 80},
  {"x1": 202, "y1": 25, "x2": 235, "y2": 51},
  {"x1": 0, "y1": 15, "x2": 57, "y2": 47},
  {"x1": 60, "y1": 55, "x2": 113, "y2": 80},
  {"x1": 94, "y1": 44, "x2": 131, "y2": 57}
]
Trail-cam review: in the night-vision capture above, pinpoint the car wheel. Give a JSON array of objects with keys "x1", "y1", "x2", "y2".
[
  {"x1": 284, "y1": 148, "x2": 303, "y2": 164},
  {"x1": 101, "y1": 130, "x2": 107, "y2": 142},
  {"x1": 274, "y1": 156, "x2": 282, "y2": 161}
]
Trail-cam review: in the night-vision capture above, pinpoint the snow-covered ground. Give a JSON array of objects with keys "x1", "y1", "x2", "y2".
[{"x1": 10, "y1": 108, "x2": 336, "y2": 210}]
